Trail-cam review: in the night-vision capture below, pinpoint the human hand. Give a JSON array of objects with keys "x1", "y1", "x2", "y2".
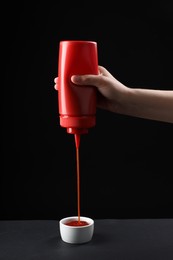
[{"x1": 54, "y1": 65, "x2": 129, "y2": 113}]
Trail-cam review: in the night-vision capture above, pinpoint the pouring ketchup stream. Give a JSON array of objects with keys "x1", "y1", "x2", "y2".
[
  {"x1": 75, "y1": 133, "x2": 81, "y2": 223},
  {"x1": 65, "y1": 134, "x2": 89, "y2": 227}
]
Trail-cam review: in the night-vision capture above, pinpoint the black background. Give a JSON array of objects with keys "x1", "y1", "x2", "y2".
[{"x1": 2, "y1": 1, "x2": 173, "y2": 220}]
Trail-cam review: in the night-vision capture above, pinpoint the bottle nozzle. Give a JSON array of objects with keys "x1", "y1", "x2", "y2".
[{"x1": 67, "y1": 127, "x2": 88, "y2": 135}]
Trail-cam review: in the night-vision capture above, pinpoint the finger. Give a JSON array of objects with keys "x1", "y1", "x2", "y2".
[
  {"x1": 54, "y1": 77, "x2": 58, "y2": 90},
  {"x1": 54, "y1": 77, "x2": 58, "y2": 83},
  {"x1": 54, "y1": 84, "x2": 58, "y2": 90},
  {"x1": 71, "y1": 74, "x2": 106, "y2": 87}
]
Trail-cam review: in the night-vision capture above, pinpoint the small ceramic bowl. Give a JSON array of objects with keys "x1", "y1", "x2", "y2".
[{"x1": 59, "y1": 216, "x2": 94, "y2": 244}]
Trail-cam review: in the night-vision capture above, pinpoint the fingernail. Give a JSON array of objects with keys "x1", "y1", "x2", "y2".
[{"x1": 71, "y1": 75, "x2": 80, "y2": 83}]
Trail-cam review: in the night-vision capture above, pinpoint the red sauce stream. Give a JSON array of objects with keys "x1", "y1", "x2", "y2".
[
  {"x1": 76, "y1": 145, "x2": 80, "y2": 223},
  {"x1": 65, "y1": 134, "x2": 89, "y2": 227}
]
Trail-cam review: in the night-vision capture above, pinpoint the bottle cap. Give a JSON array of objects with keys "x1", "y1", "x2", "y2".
[{"x1": 60, "y1": 115, "x2": 96, "y2": 134}]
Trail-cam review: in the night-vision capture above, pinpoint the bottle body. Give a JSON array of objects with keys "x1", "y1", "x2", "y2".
[{"x1": 58, "y1": 40, "x2": 98, "y2": 134}]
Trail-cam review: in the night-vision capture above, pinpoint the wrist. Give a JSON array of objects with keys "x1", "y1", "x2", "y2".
[{"x1": 116, "y1": 87, "x2": 134, "y2": 115}]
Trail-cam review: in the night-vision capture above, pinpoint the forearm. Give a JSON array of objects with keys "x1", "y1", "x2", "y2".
[{"x1": 119, "y1": 88, "x2": 173, "y2": 123}]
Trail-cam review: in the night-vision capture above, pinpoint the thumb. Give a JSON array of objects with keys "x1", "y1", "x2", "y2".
[{"x1": 71, "y1": 74, "x2": 101, "y2": 86}]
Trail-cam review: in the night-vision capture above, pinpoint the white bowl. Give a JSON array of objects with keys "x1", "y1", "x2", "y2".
[{"x1": 59, "y1": 216, "x2": 94, "y2": 244}]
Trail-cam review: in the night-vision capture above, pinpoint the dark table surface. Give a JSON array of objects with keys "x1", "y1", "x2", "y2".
[{"x1": 0, "y1": 219, "x2": 173, "y2": 260}]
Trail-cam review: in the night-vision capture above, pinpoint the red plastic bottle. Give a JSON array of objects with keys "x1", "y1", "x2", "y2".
[{"x1": 58, "y1": 40, "x2": 99, "y2": 135}]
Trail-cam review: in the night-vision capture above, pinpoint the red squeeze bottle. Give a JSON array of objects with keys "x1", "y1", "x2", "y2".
[
  {"x1": 57, "y1": 40, "x2": 99, "y2": 144},
  {"x1": 58, "y1": 41, "x2": 98, "y2": 223}
]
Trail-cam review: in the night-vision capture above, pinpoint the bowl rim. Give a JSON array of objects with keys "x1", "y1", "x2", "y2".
[{"x1": 59, "y1": 216, "x2": 94, "y2": 228}]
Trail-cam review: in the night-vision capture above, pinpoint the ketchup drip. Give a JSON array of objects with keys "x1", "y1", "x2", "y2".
[
  {"x1": 75, "y1": 134, "x2": 81, "y2": 224},
  {"x1": 64, "y1": 134, "x2": 89, "y2": 227}
]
